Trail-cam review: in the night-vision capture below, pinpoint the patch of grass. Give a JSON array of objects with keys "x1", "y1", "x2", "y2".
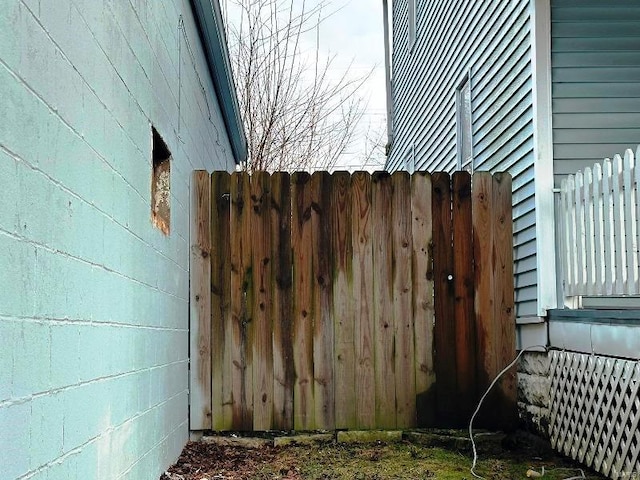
[
  {"x1": 248, "y1": 441, "x2": 598, "y2": 480},
  {"x1": 163, "y1": 431, "x2": 604, "y2": 480}
]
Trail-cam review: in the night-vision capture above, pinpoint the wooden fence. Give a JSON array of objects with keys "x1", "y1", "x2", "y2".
[
  {"x1": 559, "y1": 145, "x2": 640, "y2": 300},
  {"x1": 190, "y1": 170, "x2": 516, "y2": 431}
]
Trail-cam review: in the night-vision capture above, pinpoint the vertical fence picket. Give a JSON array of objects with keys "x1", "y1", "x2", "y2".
[
  {"x1": 592, "y1": 164, "x2": 605, "y2": 296},
  {"x1": 311, "y1": 172, "x2": 335, "y2": 430},
  {"x1": 567, "y1": 176, "x2": 578, "y2": 296},
  {"x1": 411, "y1": 172, "x2": 435, "y2": 427},
  {"x1": 492, "y1": 172, "x2": 517, "y2": 429},
  {"x1": 392, "y1": 172, "x2": 416, "y2": 428},
  {"x1": 291, "y1": 172, "x2": 315, "y2": 430},
  {"x1": 432, "y1": 172, "x2": 457, "y2": 426},
  {"x1": 635, "y1": 147, "x2": 640, "y2": 295},
  {"x1": 583, "y1": 168, "x2": 595, "y2": 295},
  {"x1": 230, "y1": 171, "x2": 254, "y2": 429},
  {"x1": 250, "y1": 171, "x2": 273, "y2": 430},
  {"x1": 603, "y1": 160, "x2": 615, "y2": 295},
  {"x1": 270, "y1": 172, "x2": 294, "y2": 430},
  {"x1": 560, "y1": 178, "x2": 572, "y2": 296},
  {"x1": 210, "y1": 172, "x2": 231, "y2": 430},
  {"x1": 612, "y1": 155, "x2": 626, "y2": 294},
  {"x1": 623, "y1": 150, "x2": 638, "y2": 295},
  {"x1": 372, "y1": 172, "x2": 396, "y2": 429},
  {"x1": 575, "y1": 172, "x2": 586, "y2": 295},
  {"x1": 452, "y1": 172, "x2": 475, "y2": 420},
  {"x1": 332, "y1": 172, "x2": 355, "y2": 429},
  {"x1": 190, "y1": 171, "x2": 212, "y2": 429},
  {"x1": 352, "y1": 172, "x2": 375, "y2": 429},
  {"x1": 472, "y1": 172, "x2": 497, "y2": 427},
  {"x1": 636, "y1": 146, "x2": 640, "y2": 295}
]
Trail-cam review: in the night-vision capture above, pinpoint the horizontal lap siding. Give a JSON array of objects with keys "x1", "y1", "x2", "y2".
[
  {"x1": 552, "y1": 1, "x2": 640, "y2": 185},
  {"x1": 388, "y1": 0, "x2": 536, "y2": 318}
]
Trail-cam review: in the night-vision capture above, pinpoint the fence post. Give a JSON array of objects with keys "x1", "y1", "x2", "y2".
[{"x1": 190, "y1": 170, "x2": 212, "y2": 430}]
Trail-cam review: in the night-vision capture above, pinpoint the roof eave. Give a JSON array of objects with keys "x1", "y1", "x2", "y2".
[{"x1": 191, "y1": 0, "x2": 248, "y2": 164}]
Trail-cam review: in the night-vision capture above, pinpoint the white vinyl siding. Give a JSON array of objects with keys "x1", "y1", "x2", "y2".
[
  {"x1": 551, "y1": 0, "x2": 640, "y2": 185},
  {"x1": 387, "y1": 0, "x2": 536, "y2": 318}
]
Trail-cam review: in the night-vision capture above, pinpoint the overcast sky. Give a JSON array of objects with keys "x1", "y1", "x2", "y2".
[
  {"x1": 223, "y1": 0, "x2": 388, "y2": 171},
  {"x1": 319, "y1": 0, "x2": 387, "y2": 171}
]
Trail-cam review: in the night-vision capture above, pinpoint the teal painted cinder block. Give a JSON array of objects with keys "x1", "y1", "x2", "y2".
[
  {"x1": 62, "y1": 382, "x2": 109, "y2": 452},
  {"x1": 0, "y1": 320, "x2": 15, "y2": 402},
  {"x1": 30, "y1": 391, "x2": 64, "y2": 470},
  {"x1": 0, "y1": 2, "x2": 25, "y2": 68},
  {"x1": 110, "y1": 375, "x2": 140, "y2": 428},
  {"x1": 50, "y1": 323, "x2": 80, "y2": 390},
  {"x1": 73, "y1": 437, "x2": 100, "y2": 480},
  {"x1": 12, "y1": 321, "x2": 51, "y2": 398},
  {"x1": 0, "y1": 235, "x2": 37, "y2": 319},
  {"x1": 0, "y1": 401, "x2": 31, "y2": 479},
  {"x1": 33, "y1": 249, "x2": 92, "y2": 321},
  {"x1": 41, "y1": 451, "x2": 79, "y2": 480},
  {"x1": 77, "y1": 324, "x2": 113, "y2": 381},
  {"x1": 135, "y1": 370, "x2": 152, "y2": 415},
  {"x1": 0, "y1": 153, "x2": 19, "y2": 234},
  {"x1": 15, "y1": 162, "x2": 56, "y2": 246}
]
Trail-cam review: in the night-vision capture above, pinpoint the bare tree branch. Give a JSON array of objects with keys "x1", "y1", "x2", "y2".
[{"x1": 226, "y1": 0, "x2": 371, "y2": 172}]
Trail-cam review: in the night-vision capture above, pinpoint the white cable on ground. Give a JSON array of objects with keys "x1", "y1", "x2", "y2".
[
  {"x1": 469, "y1": 345, "x2": 548, "y2": 480},
  {"x1": 468, "y1": 345, "x2": 587, "y2": 480}
]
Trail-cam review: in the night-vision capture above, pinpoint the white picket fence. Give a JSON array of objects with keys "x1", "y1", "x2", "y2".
[{"x1": 558, "y1": 145, "x2": 640, "y2": 298}]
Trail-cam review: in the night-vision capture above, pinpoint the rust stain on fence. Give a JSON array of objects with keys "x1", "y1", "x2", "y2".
[{"x1": 190, "y1": 170, "x2": 516, "y2": 431}]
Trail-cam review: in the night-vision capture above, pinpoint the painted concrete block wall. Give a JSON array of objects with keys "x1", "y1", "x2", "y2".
[{"x1": 0, "y1": 0, "x2": 235, "y2": 479}]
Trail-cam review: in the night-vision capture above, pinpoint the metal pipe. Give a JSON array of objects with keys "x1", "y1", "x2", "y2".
[{"x1": 382, "y1": 0, "x2": 393, "y2": 155}]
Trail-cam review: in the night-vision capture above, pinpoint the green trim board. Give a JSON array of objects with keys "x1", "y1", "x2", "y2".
[
  {"x1": 190, "y1": 0, "x2": 248, "y2": 164},
  {"x1": 549, "y1": 308, "x2": 640, "y2": 326}
]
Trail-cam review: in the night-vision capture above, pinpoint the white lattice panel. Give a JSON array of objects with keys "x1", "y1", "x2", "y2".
[{"x1": 549, "y1": 350, "x2": 640, "y2": 479}]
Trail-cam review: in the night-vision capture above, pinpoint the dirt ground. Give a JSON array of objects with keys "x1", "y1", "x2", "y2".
[{"x1": 160, "y1": 431, "x2": 604, "y2": 480}]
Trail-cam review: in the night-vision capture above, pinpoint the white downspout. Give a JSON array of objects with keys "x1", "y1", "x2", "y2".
[{"x1": 382, "y1": 0, "x2": 393, "y2": 155}]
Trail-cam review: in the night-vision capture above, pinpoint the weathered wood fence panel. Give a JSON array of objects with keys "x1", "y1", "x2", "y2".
[{"x1": 190, "y1": 170, "x2": 515, "y2": 431}]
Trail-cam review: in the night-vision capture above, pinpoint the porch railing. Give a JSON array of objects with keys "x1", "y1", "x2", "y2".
[{"x1": 558, "y1": 145, "x2": 640, "y2": 302}]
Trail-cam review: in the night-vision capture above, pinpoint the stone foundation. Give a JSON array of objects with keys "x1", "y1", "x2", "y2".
[{"x1": 517, "y1": 351, "x2": 550, "y2": 436}]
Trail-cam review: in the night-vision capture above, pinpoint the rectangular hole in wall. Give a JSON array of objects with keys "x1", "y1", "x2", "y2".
[{"x1": 152, "y1": 126, "x2": 171, "y2": 235}]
